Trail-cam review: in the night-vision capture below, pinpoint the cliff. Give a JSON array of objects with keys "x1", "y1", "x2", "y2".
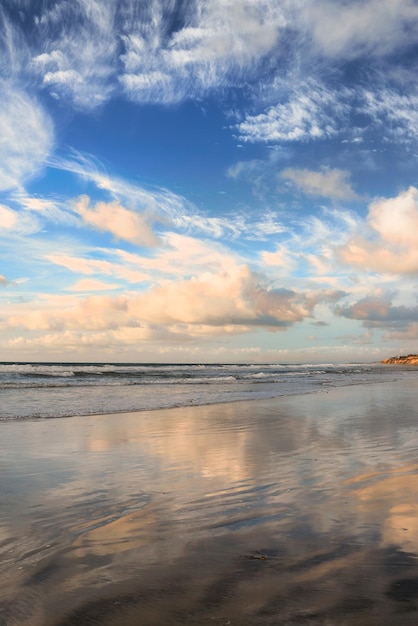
[{"x1": 381, "y1": 354, "x2": 418, "y2": 365}]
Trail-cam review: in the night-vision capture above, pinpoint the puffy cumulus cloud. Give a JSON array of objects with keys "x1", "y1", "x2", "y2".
[
  {"x1": 134, "y1": 267, "x2": 340, "y2": 329},
  {"x1": 0, "y1": 82, "x2": 53, "y2": 191},
  {"x1": 132, "y1": 265, "x2": 310, "y2": 328},
  {"x1": 0, "y1": 274, "x2": 10, "y2": 286},
  {"x1": 237, "y1": 82, "x2": 350, "y2": 143},
  {"x1": 4, "y1": 266, "x2": 342, "y2": 336},
  {"x1": 73, "y1": 195, "x2": 160, "y2": 247},
  {"x1": 281, "y1": 168, "x2": 358, "y2": 201},
  {"x1": 368, "y1": 187, "x2": 418, "y2": 246},
  {"x1": 7, "y1": 294, "x2": 131, "y2": 332},
  {"x1": 336, "y1": 187, "x2": 418, "y2": 274}
]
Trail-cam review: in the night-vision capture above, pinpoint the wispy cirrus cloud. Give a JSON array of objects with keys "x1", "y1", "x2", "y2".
[
  {"x1": 0, "y1": 81, "x2": 53, "y2": 192},
  {"x1": 119, "y1": 0, "x2": 287, "y2": 103},
  {"x1": 31, "y1": 0, "x2": 118, "y2": 109}
]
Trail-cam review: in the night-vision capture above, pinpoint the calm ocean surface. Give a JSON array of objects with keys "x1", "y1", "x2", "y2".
[{"x1": 0, "y1": 361, "x2": 415, "y2": 420}]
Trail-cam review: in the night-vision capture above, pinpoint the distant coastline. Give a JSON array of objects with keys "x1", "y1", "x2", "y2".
[{"x1": 382, "y1": 354, "x2": 418, "y2": 365}]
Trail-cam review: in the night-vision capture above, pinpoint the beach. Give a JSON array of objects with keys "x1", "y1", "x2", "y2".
[{"x1": 2, "y1": 379, "x2": 418, "y2": 625}]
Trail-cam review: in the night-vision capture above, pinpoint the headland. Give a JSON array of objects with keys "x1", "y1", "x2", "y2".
[{"x1": 382, "y1": 354, "x2": 418, "y2": 364}]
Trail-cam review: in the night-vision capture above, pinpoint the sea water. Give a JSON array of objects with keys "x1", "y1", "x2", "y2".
[{"x1": 0, "y1": 361, "x2": 415, "y2": 420}]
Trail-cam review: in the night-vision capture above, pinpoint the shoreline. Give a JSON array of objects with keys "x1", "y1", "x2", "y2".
[
  {"x1": 0, "y1": 370, "x2": 402, "y2": 424},
  {"x1": 2, "y1": 379, "x2": 418, "y2": 625}
]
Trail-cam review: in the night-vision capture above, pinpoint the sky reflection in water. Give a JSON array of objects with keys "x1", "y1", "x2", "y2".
[{"x1": 1, "y1": 380, "x2": 418, "y2": 625}]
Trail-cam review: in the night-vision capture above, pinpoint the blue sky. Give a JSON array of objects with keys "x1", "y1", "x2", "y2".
[{"x1": 1, "y1": 0, "x2": 418, "y2": 363}]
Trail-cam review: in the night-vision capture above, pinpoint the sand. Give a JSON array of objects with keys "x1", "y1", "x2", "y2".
[{"x1": 2, "y1": 379, "x2": 418, "y2": 625}]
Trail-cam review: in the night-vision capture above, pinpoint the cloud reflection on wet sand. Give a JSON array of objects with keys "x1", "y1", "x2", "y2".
[{"x1": 1, "y1": 381, "x2": 418, "y2": 624}]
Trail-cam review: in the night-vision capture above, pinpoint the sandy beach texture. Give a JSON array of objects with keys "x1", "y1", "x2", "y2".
[{"x1": 2, "y1": 379, "x2": 418, "y2": 625}]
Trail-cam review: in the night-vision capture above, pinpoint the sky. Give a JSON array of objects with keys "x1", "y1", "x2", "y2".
[{"x1": 2, "y1": 0, "x2": 418, "y2": 363}]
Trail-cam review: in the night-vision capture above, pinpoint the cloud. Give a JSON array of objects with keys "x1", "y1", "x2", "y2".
[
  {"x1": 360, "y1": 87, "x2": 418, "y2": 143},
  {"x1": 368, "y1": 187, "x2": 418, "y2": 246},
  {"x1": 336, "y1": 187, "x2": 418, "y2": 274},
  {"x1": 336, "y1": 296, "x2": 418, "y2": 328},
  {"x1": 0, "y1": 203, "x2": 41, "y2": 235},
  {"x1": 0, "y1": 81, "x2": 53, "y2": 191},
  {"x1": 237, "y1": 81, "x2": 350, "y2": 143},
  {"x1": 0, "y1": 274, "x2": 10, "y2": 286},
  {"x1": 0, "y1": 204, "x2": 18, "y2": 230},
  {"x1": 74, "y1": 195, "x2": 160, "y2": 247},
  {"x1": 119, "y1": 0, "x2": 286, "y2": 104},
  {"x1": 66, "y1": 279, "x2": 121, "y2": 292},
  {"x1": 1, "y1": 0, "x2": 287, "y2": 109},
  {"x1": 131, "y1": 265, "x2": 314, "y2": 328},
  {"x1": 304, "y1": 0, "x2": 418, "y2": 60},
  {"x1": 5, "y1": 265, "x2": 342, "y2": 335},
  {"x1": 281, "y1": 168, "x2": 358, "y2": 201},
  {"x1": 383, "y1": 322, "x2": 418, "y2": 341},
  {"x1": 31, "y1": 0, "x2": 118, "y2": 109},
  {"x1": 46, "y1": 253, "x2": 150, "y2": 284}
]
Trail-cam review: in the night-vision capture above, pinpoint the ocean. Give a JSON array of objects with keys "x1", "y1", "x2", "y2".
[{"x1": 0, "y1": 361, "x2": 414, "y2": 420}]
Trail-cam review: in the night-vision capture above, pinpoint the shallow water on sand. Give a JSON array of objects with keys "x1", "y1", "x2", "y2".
[{"x1": 2, "y1": 379, "x2": 418, "y2": 625}]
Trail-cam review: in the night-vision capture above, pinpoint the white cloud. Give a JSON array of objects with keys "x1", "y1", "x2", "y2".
[
  {"x1": 368, "y1": 187, "x2": 418, "y2": 246},
  {"x1": 336, "y1": 187, "x2": 418, "y2": 274},
  {"x1": 32, "y1": 0, "x2": 118, "y2": 109},
  {"x1": 304, "y1": 0, "x2": 418, "y2": 60},
  {"x1": 238, "y1": 82, "x2": 349, "y2": 143},
  {"x1": 0, "y1": 82, "x2": 53, "y2": 191},
  {"x1": 74, "y1": 195, "x2": 160, "y2": 247},
  {"x1": 119, "y1": 0, "x2": 286, "y2": 104},
  {"x1": 281, "y1": 168, "x2": 358, "y2": 200},
  {"x1": 361, "y1": 88, "x2": 418, "y2": 143}
]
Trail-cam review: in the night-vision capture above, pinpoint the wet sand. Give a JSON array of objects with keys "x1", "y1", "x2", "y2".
[{"x1": 1, "y1": 379, "x2": 418, "y2": 625}]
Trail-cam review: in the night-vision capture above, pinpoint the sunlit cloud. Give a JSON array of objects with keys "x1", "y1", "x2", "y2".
[
  {"x1": 46, "y1": 253, "x2": 150, "y2": 284},
  {"x1": 281, "y1": 168, "x2": 359, "y2": 201},
  {"x1": 336, "y1": 187, "x2": 418, "y2": 274},
  {"x1": 1, "y1": 0, "x2": 418, "y2": 361},
  {"x1": 66, "y1": 278, "x2": 121, "y2": 292},
  {"x1": 74, "y1": 195, "x2": 160, "y2": 247}
]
